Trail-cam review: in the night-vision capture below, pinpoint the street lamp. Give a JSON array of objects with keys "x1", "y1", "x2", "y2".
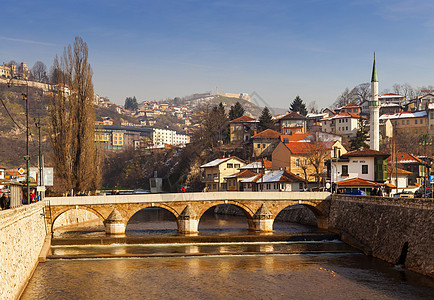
[
  {"x1": 8, "y1": 76, "x2": 30, "y2": 205},
  {"x1": 418, "y1": 134, "x2": 432, "y2": 198}
]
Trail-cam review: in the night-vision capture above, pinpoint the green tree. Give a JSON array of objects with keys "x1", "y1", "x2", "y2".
[
  {"x1": 124, "y1": 96, "x2": 138, "y2": 111},
  {"x1": 289, "y1": 96, "x2": 307, "y2": 116},
  {"x1": 48, "y1": 36, "x2": 101, "y2": 194},
  {"x1": 258, "y1": 107, "x2": 274, "y2": 132},
  {"x1": 228, "y1": 101, "x2": 245, "y2": 120},
  {"x1": 349, "y1": 118, "x2": 369, "y2": 150}
]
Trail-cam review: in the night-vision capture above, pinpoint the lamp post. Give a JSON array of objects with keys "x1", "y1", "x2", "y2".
[
  {"x1": 8, "y1": 76, "x2": 30, "y2": 205},
  {"x1": 418, "y1": 134, "x2": 432, "y2": 198},
  {"x1": 35, "y1": 117, "x2": 43, "y2": 199}
]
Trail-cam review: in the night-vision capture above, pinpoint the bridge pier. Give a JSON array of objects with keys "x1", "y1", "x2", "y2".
[
  {"x1": 177, "y1": 204, "x2": 199, "y2": 234},
  {"x1": 104, "y1": 209, "x2": 126, "y2": 235},
  {"x1": 252, "y1": 204, "x2": 274, "y2": 232},
  {"x1": 316, "y1": 216, "x2": 328, "y2": 230}
]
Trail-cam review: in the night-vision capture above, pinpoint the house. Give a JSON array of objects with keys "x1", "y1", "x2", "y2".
[
  {"x1": 240, "y1": 170, "x2": 305, "y2": 192},
  {"x1": 239, "y1": 158, "x2": 272, "y2": 173},
  {"x1": 272, "y1": 140, "x2": 347, "y2": 183},
  {"x1": 379, "y1": 93, "x2": 405, "y2": 105},
  {"x1": 387, "y1": 166, "x2": 413, "y2": 196},
  {"x1": 320, "y1": 112, "x2": 366, "y2": 138},
  {"x1": 224, "y1": 170, "x2": 257, "y2": 191},
  {"x1": 200, "y1": 156, "x2": 246, "y2": 191},
  {"x1": 251, "y1": 129, "x2": 281, "y2": 158},
  {"x1": 379, "y1": 111, "x2": 428, "y2": 137},
  {"x1": 229, "y1": 115, "x2": 258, "y2": 142},
  {"x1": 331, "y1": 149, "x2": 390, "y2": 184},
  {"x1": 336, "y1": 103, "x2": 361, "y2": 115},
  {"x1": 388, "y1": 153, "x2": 428, "y2": 186},
  {"x1": 306, "y1": 112, "x2": 327, "y2": 132},
  {"x1": 427, "y1": 102, "x2": 434, "y2": 135},
  {"x1": 276, "y1": 112, "x2": 307, "y2": 134}
]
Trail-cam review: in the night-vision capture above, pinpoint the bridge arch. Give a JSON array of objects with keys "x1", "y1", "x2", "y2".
[
  {"x1": 197, "y1": 202, "x2": 256, "y2": 232},
  {"x1": 273, "y1": 201, "x2": 329, "y2": 229},
  {"x1": 123, "y1": 203, "x2": 180, "y2": 225},
  {"x1": 51, "y1": 206, "x2": 105, "y2": 232}
]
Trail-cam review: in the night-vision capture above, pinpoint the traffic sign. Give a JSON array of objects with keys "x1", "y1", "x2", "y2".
[
  {"x1": 430, "y1": 175, "x2": 434, "y2": 184},
  {"x1": 37, "y1": 186, "x2": 46, "y2": 192},
  {"x1": 18, "y1": 168, "x2": 24, "y2": 175}
]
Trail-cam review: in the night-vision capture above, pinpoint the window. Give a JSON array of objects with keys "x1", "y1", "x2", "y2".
[
  {"x1": 227, "y1": 163, "x2": 233, "y2": 168},
  {"x1": 362, "y1": 165, "x2": 368, "y2": 174},
  {"x1": 402, "y1": 120, "x2": 405, "y2": 125},
  {"x1": 257, "y1": 144, "x2": 260, "y2": 148},
  {"x1": 342, "y1": 165, "x2": 348, "y2": 175},
  {"x1": 431, "y1": 113, "x2": 434, "y2": 119},
  {"x1": 299, "y1": 183, "x2": 304, "y2": 189},
  {"x1": 262, "y1": 144, "x2": 266, "y2": 148},
  {"x1": 346, "y1": 126, "x2": 348, "y2": 130},
  {"x1": 415, "y1": 129, "x2": 418, "y2": 134},
  {"x1": 415, "y1": 120, "x2": 418, "y2": 124},
  {"x1": 420, "y1": 119, "x2": 423, "y2": 124},
  {"x1": 295, "y1": 158, "x2": 300, "y2": 167},
  {"x1": 234, "y1": 164, "x2": 240, "y2": 169},
  {"x1": 407, "y1": 120, "x2": 409, "y2": 125}
]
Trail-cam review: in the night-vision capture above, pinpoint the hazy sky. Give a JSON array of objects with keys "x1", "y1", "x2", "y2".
[{"x1": 2, "y1": 0, "x2": 434, "y2": 109}]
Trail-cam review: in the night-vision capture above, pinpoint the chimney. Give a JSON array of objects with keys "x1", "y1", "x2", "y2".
[{"x1": 254, "y1": 129, "x2": 257, "y2": 135}]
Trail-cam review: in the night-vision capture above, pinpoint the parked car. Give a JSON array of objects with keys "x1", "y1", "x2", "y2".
[
  {"x1": 394, "y1": 191, "x2": 414, "y2": 198},
  {"x1": 341, "y1": 189, "x2": 366, "y2": 196}
]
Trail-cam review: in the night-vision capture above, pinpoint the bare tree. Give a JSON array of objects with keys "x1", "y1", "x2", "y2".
[
  {"x1": 305, "y1": 140, "x2": 329, "y2": 187},
  {"x1": 48, "y1": 36, "x2": 100, "y2": 194},
  {"x1": 333, "y1": 88, "x2": 352, "y2": 108},
  {"x1": 351, "y1": 83, "x2": 371, "y2": 104},
  {"x1": 30, "y1": 61, "x2": 49, "y2": 83},
  {"x1": 307, "y1": 101, "x2": 318, "y2": 113}
]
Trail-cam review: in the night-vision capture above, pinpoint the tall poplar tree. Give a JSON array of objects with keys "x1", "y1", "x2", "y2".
[{"x1": 49, "y1": 37, "x2": 101, "y2": 194}]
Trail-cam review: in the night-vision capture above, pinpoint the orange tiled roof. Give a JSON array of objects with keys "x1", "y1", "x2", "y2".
[
  {"x1": 342, "y1": 149, "x2": 390, "y2": 158},
  {"x1": 336, "y1": 177, "x2": 381, "y2": 186},
  {"x1": 251, "y1": 129, "x2": 281, "y2": 139},
  {"x1": 284, "y1": 142, "x2": 309, "y2": 154},
  {"x1": 229, "y1": 115, "x2": 256, "y2": 123},
  {"x1": 280, "y1": 133, "x2": 310, "y2": 142},
  {"x1": 388, "y1": 153, "x2": 424, "y2": 164},
  {"x1": 234, "y1": 170, "x2": 257, "y2": 178}
]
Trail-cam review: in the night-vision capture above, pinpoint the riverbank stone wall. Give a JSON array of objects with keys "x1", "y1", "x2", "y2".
[
  {"x1": 329, "y1": 195, "x2": 434, "y2": 278},
  {"x1": 0, "y1": 202, "x2": 47, "y2": 299}
]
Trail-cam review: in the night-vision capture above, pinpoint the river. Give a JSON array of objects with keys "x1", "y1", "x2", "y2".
[{"x1": 22, "y1": 206, "x2": 434, "y2": 299}]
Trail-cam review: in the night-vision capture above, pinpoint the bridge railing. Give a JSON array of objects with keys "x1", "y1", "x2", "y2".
[{"x1": 46, "y1": 191, "x2": 332, "y2": 206}]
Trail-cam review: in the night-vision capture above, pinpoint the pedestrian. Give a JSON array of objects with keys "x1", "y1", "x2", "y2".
[
  {"x1": 5, "y1": 195, "x2": 10, "y2": 209},
  {"x1": 378, "y1": 189, "x2": 383, "y2": 196},
  {"x1": 181, "y1": 187, "x2": 186, "y2": 193},
  {"x1": 0, "y1": 193, "x2": 5, "y2": 210}
]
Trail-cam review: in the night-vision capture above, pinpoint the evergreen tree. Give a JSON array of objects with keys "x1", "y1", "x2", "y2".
[
  {"x1": 289, "y1": 96, "x2": 308, "y2": 116},
  {"x1": 258, "y1": 107, "x2": 274, "y2": 132},
  {"x1": 228, "y1": 101, "x2": 245, "y2": 120},
  {"x1": 124, "y1": 96, "x2": 138, "y2": 111},
  {"x1": 350, "y1": 118, "x2": 369, "y2": 150}
]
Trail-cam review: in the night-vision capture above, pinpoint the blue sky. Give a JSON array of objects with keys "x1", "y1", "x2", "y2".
[{"x1": 1, "y1": 0, "x2": 434, "y2": 109}]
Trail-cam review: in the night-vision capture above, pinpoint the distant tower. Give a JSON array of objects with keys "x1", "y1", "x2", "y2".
[{"x1": 369, "y1": 54, "x2": 380, "y2": 151}]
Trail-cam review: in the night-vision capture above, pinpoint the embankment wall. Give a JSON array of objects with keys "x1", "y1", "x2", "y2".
[
  {"x1": 329, "y1": 195, "x2": 434, "y2": 278},
  {"x1": 0, "y1": 202, "x2": 47, "y2": 299}
]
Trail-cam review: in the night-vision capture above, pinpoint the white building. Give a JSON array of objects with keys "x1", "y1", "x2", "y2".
[
  {"x1": 152, "y1": 128, "x2": 190, "y2": 146},
  {"x1": 320, "y1": 112, "x2": 365, "y2": 138},
  {"x1": 240, "y1": 170, "x2": 304, "y2": 192}
]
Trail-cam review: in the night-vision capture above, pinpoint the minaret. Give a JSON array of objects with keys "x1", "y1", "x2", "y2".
[{"x1": 369, "y1": 54, "x2": 380, "y2": 151}]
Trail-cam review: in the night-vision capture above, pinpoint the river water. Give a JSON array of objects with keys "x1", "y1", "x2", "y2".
[{"x1": 22, "y1": 207, "x2": 434, "y2": 299}]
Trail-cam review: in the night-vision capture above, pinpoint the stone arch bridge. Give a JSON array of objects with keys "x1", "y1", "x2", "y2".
[{"x1": 46, "y1": 192, "x2": 331, "y2": 234}]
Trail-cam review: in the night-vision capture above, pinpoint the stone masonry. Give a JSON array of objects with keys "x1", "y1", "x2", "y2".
[
  {"x1": 0, "y1": 202, "x2": 47, "y2": 300},
  {"x1": 329, "y1": 195, "x2": 434, "y2": 278}
]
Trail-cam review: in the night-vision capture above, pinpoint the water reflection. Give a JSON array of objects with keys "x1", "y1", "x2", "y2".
[{"x1": 22, "y1": 255, "x2": 434, "y2": 300}]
